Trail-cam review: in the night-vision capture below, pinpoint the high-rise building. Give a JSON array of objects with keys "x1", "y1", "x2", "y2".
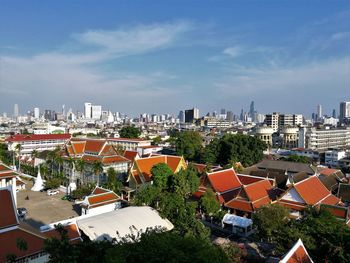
[
  {"x1": 34, "y1": 107, "x2": 40, "y2": 119},
  {"x1": 91, "y1": 105, "x2": 102, "y2": 120},
  {"x1": 317, "y1": 104, "x2": 322, "y2": 120},
  {"x1": 178, "y1": 111, "x2": 185, "y2": 123},
  {"x1": 62, "y1": 104, "x2": 65, "y2": 116},
  {"x1": 220, "y1": 108, "x2": 226, "y2": 115},
  {"x1": 13, "y1": 104, "x2": 19, "y2": 118},
  {"x1": 226, "y1": 111, "x2": 234, "y2": 122},
  {"x1": 185, "y1": 108, "x2": 199, "y2": 123},
  {"x1": 44, "y1": 110, "x2": 52, "y2": 120},
  {"x1": 332, "y1": 109, "x2": 337, "y2": 119},
  {"x1": 265, "y1": 112, "x2": 303, "y2": 132},
  {"x1": 84, "y1": 102, "x2": 92, "y2": 119},
  {"x1": 249, "y1": 101, "x2": 255, "y2": 117},
  {"x1": 340, "y1": 101, "x2": 350, "y2": 124}
]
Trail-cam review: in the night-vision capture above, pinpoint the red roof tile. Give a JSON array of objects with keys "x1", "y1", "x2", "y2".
[
  {"x1": 319, "y1": 168, "x2": 338, "y2": 176},
  {"x1": 0, "y1": 188, "x2": 18, "y2": 229},
  {"x1": 281, "y1": 239, "x2": 313, "y2": 263},
  {"x1": 6, "y1": 134, "x2": 70, "y2": 142},
  {"x1": 294, "y1": 176, "x2": 331, "y2": 205},
  {"x1": 320, "y1": 194, "x2": 340, "y2": 206},
  {"x1": 225, "y1": 199, "x2": 253, "y2": 212},
  {"x1": 102, "y1": 156, "x2": 130, "y2": 165},
  {"x1": 0, "y1": 228, "x2": 45, "y2": 262},
  {"x1": 43, "y1": 223, "x2": 81, "y2": 243},
  {"x1": 84, "y1": 139, "x2": 106, "y2": 153},
  {"x1": 92, "y1": 187, "x2": 110, "y2": 195},
  {"x1": 123, "y1": 150, "x2": 139, "y2": 162},
  {"x1": 207, "y1": 168, "x2": 241, "y2": 193},
  {"x1": 71, "y1": 141, "x2": 86, "y2": 155},
  {"x1": 87, "y1": 192, "x2": 120, "y2": 206},
  {"x1": 244, "y1": 180, "x2": 272, "y2": 202}
]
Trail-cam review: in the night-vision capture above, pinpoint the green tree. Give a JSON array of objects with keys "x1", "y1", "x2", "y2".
[
  {"x1": 105, "y1": 167, "x2": 123, "y2": 195},
  {"x1": 170, "y1": 167, "x2": 200, "y2": 198},
  {"x1": 200, "y1": 189, "x2": 220, "y2": 215},
  {"x1": 92, "y1": 161, "x2": 104, "y2": 186},
  {"x1": 204, "y1": 134, "x2": 267, "y2": 166},
  {"x1": 252, "y1": 204, "x2": 289, "y2": 242},
  {"x1": 15, "y1": 143, "x2": 22, "y2": 172},
  {"x1": 284, "y1": 154, "x2": 311, "y2": 164},
  {"x1": 133, "y1": 185, "x2": 162, "y2": 207},
  {"x1": 119, "y1": 126, "x2": 141, "y2": 139},
  {"x1": 175, "y1": 131, "x2": 203, "y2": 162},
  {"x1": 152, "y1": 136, "x2": 162, "y2": 145},
  {"x1": 151, "y1": 163, "x2": 174, "y2": 190},
  {"x1": 45, "y1": 178, "x2": 61, "y2": 189},
  {"x1": 75, "y1": 159, "x2": 86, "y2": 185}
]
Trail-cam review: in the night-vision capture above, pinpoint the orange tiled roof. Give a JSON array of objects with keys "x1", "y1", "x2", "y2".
[
  {"x1": 243, "y1": 180, "x2": 272, "y2": 202},
  {"x1": 320, "y1": 194, "x2": 340, "y2": 206},
  {"x1": 123, "y1": 150, "x2": 139, "y2": 162},
  {"x1": 102, "y1": 156, "x2": 130, "y2": 165},
  {"x1": 281, "y1": 239, "x2": 313, "y2": 263},
  {"x1": 84, "y1": 140, "x2": 106, "y2": 153},
  {"x1": 207, "y1": 168, "x2": 241, "y2": 193},
  {"x1": 87, "y1": 192, "x2": 120, "y2": 206},
  {"x1": 0, "y1": 188, "x2": 18, "y2": 229},
  {"x1": 135, "y1": 156, "x2": 171, "y2": 182},
  {"x1": 92, "y1": 187, "x2": 110, "y2": 195},
  {"x1": 100, "y1": 145, "x2": 117, "y2": 156},
  {"x1": 165, "y1": 155, "x2": 182, "y2": 171},
  {"x1": 6, "y1": 133, "x2": 71, "y2": 142},
  {"x1": 43, "y1": 223, "x2": 81, "y2": 243},
  {"x1": 0, "y1": 164, "x2": 10, "y2": 172},
  {"x1": 0, "y1": 228, "x2": 45, "y2": 262},
  {"x1": 225, "y1": 199, "x2": 253, "y2": 212},
  {"x1": 277, "y1": 200, "x2": 306, "y2": 211},
  {"x1": 252, "y1": 196, "x2": 271, "y2": 209},
  {"x1": 294, "y1": 176, "x2": 331, "y2": 205},
  {"x1": 71, "y1": 141, "x2": 86, "y2": 155},
  {"x1": 0, "y1": 171, "x2": 17, "y2": 179}
]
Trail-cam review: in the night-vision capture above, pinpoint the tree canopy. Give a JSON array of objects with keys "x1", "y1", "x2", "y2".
[
  {"x1": 203, "y1": 134, "x2": 267, "y2": 166},
  {"x1": 175, "y1": 131, "x2": 203, "y2": 162},
  {"x1": 119, "y1": 126, "x2": 141, "y2": 139}
]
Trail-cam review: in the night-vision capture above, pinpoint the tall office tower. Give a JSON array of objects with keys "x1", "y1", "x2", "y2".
[
  {"x1": 220, "y1": 108, "x2": 226, "y2": 115},
  {"x1": 249, "y1": 101, "x2": 255, "y2": 117},
  {"x1": 34, "y1": 107, "x2": 40, "y2": 119},
  {"x1": 317, "y1": 104, "x2": 322, "y2": 120},
  {"x1": 185, "y1": 108, "x2": 200, "y2": 123},
  {"x1": 84, "y1": 102, "x2": 92, "y2": 119},
  {"x1": 226, "y1": 111, "x2": 234, "y2": 122},
  {"x1": 13, "y1": 104, "x2": 19, "y2": 118},
  {"x1": 44, "y1": 110, "x2": 52, "y2": 120},
  {"x1": 332, "y1": 109, "x2": 337, "y2": 119},
  {"x1": 178, "y1": 111, "x2": 185, "y2": 123},
  {"x1": 91, "y1": 105, "x2": 102, "y2": 120},
  {"x1": 240, "y1": 109, "x2": 244, "y2": 121},
  {"x1": 340, "y1": 101, "x2": 350, "y2": 124},
  {"x1": 62, "y1": 105, "x2": 66, "y2": 116}
]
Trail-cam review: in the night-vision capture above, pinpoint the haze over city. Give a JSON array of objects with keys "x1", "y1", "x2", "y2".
[{"x1": 1, "y1": 1, "x2": 350, "y2": 116}]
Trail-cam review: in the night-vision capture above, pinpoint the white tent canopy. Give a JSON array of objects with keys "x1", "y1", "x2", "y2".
[
  {"x1": 31, "y1": 169, "x2": 44, "y2": 191},
  {"x1": 77, "y1": 206, "x2": 174, "y2": 242},
  {"x1": 222, "y1": 213, "x2": 252, "y2": 228}
]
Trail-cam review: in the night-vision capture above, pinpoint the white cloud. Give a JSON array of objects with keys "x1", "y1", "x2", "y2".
[
  {"x1": 222, "y1": 46, "x2": 242, "y2": 58},
  {"x1": 0, "y1": 21, "x2": 193, "y2": 114}
]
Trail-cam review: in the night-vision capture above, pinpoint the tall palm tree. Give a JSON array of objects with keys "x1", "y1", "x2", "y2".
[
  {"x1": 15, "y1": 144, "x2": 22, "y2": 172},
  {"x1": 75, "y1": 159, "x2": 86, "y2": 185},
  {"x1": 55, "y1": 154, "x2": 63, "y2": 174},
  {"x1": 92, "y1": 161, "x2": 103, "y2": 186}
]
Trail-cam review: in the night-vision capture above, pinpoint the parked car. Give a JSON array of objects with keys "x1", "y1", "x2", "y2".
[
  {"x1": 17, "y1": 207, "x2": 28, "y2": 217},
  {"x1": 47, "y1": 189, "x2": 60, "y2": 196}
]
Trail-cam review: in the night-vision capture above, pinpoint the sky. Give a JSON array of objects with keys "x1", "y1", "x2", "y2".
[{"x1": 0, "y1": 0, "x2": 350, "y2": 117}]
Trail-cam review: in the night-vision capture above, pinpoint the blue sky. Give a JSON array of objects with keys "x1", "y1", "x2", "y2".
[{"x1": 0, "y1": 1, "x2": 350, "y2": 117}]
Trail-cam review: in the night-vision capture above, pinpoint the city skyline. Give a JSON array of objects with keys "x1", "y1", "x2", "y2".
[{"x1": 1, "y1": 1, "x2": 350, "y2": 115}]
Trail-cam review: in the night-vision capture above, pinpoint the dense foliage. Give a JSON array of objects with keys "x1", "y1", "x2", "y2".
[
  {"x1": 282, "y1": 154, "x2": 311, "y2": 164},
  {"x1": 253, "y1": 205, "x2": 350, "y2": 262},
  {"x1": 119, "y1": 126, "x2": 141, "y2": 139},
  {"x1": 44, "y1": 225, "x2": 230, "y2": 263},
  {"x1": 203, "y1": 134, "x2": 267, "y2": 166},
  {"x1": 175, "y1": 131, "x2": 203, "y2": 162},
  {"x1": 200, "y1": 189, "x2": 221, "y2": 215}
]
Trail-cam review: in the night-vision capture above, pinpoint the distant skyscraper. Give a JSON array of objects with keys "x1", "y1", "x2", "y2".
[
  {"x1": 185, "y1": 108, "x2": 199, "y2": 123},
  {"x1": 84, "y1": 102, "x2": 92, "y2": 119},
  {"x1": 340, "y1": 101, "x2": 350, "y2": 124},
  {"x1": 91, "y1": 105, "x2": 102, "y2": 120},
  {"x1": 44, "y1": 110, "x2": 52, "y2": 120},
  {"x1": 240, "y1": 109, "x2": 244, "y2": 121},
  {"x1": 62, "y1": 104, "x2": 65, "y2": 116},
  {"x1": 13, "y1": 104, "x2": 19, "y2": 118},
  {"x1": 34, "y1": 107, "x2": 40, "y2": 119},
  {"x1": 226, "y1": 111, "x2": 234, "y2": 122},
  {"x1": 220, "y1": 108, "x2": 226, "y2": 115},
  {"x1": 249, "y1": 101, "x2": 255, "y2": 117},
  {"x1": 332, "y1": 109, "x2": 337, "y2": 119},
  {"x1": 178, "y1": 111, "x2": 185, "y2": 123},
  {"x1": 317, "y1": 104, "x2": 322, "y2": 120}
]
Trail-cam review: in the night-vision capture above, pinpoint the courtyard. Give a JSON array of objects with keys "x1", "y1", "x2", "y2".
[{"x1": 17, "y1": 184, "x2": 80, "y2": 229}]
